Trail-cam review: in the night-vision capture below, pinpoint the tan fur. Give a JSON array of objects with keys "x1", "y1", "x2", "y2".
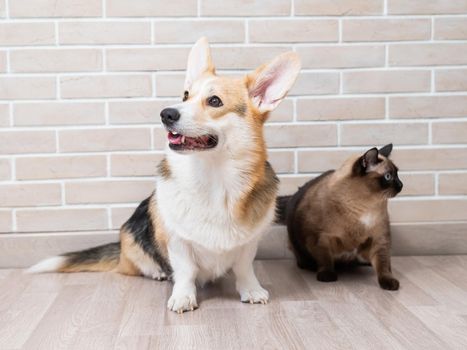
[
  {"x1": 58, "y1": 256, "x2": 119, "y2": 273},
  {"x1": 117, "y1": 230, "x2": 143, "y2": 276},
  {"x1": 150, "y1": 195, "x2": 169, "y2": 259},
  {"x1": 232, "y1": 73, "x2": 279, "y2": 226},
  {"x1": 235, "y1": 161, "x2": 278, "y2": 228},
  {"x1": 183, "y1": 74, "x2": 251, "y2": 124},
  {"x1": 157, "y1": 158, "x2": 171, "y2": 180},
  {"x1": 118, "y1": 225, "x2": 168, "y2": 280}
]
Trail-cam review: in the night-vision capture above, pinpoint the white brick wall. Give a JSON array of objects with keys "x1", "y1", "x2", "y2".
[{"x1": 0, "y1": 0, "x2": 467, "y2": 240}]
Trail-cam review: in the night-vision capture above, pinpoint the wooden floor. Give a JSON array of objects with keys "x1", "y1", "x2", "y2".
[{"x1": 1, "y1": 256, "x2": 467, "y2": 350}]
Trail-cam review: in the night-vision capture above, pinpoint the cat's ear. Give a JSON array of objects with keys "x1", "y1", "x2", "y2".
[
  {"x1": 361, "y1": 148, "x2": 379, "y2": 169},
  {"x1": 379, "y1": 143, "x2": 393, "y2": 158},
  {"x1": 353, "y1": 147, "x2": 379, "y2": 175}
]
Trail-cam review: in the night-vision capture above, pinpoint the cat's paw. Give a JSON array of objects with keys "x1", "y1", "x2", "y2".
[
  {"x1": 167, "y1": 291, "x2": 198, "y2": 313},
  {"x1": 239, "y1": 286, "x2": 269, "y2": 304},
  {"x1": 379, "y1": 276, "x2": 400, "y2": 291},
  {"x1": 317, "y1": 270, "x2": 338, "y2": 282}
]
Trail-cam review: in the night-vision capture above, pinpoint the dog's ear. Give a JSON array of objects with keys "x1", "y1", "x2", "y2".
[
  {"x1": 184, "y1": 37, "x2": 215, "y2": 91},
  {"x1": 246, "y1": 52, "x2": 301, "y2": 114}
]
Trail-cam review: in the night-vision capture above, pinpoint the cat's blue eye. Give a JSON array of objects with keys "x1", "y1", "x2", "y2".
[{"x1": 384, "y1": 173, "x2": 392, "y2": 181}]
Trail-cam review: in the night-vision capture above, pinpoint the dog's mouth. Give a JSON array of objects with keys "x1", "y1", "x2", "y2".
[{"x1": 167, "y1": 131, "x2": 218, "y2": 152}]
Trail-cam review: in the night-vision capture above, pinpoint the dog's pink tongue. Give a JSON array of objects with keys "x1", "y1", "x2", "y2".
[{"x1": 168, "y1": 132, "x2": 182, "y2": 145}]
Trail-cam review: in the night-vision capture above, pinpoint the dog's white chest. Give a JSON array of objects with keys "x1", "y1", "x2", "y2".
[{"x1": 156, "y1": 176, "x2": 271, "y2": 252}]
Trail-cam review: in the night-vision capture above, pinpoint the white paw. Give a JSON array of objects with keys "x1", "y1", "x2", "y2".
[
  {"x1": 151, "y1": 271, "x2": 168, "y2": 281},
  {"x1": 167, "y1": 291, "x2": 198, "y2": 314},
  {"x1": 239, "y1": 286, "x2": 269, "y2": 304}
]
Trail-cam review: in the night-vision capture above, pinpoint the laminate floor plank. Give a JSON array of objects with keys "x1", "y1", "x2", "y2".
[
  {"x1": 0, "y1": 285, "x2": 57, "y2": 349},
  {"x1": 68, "y1": 273, "x2": 133, "y2": 350},
  {"x1": 0, "y1": 257, "x2": 464, "y2": 350},
  {"x1": 22, "y1": 284, "x2": 97, "y2": 350}
]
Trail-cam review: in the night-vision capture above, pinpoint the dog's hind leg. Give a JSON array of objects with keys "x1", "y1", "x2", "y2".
[
  {"x1": 119, "y1": 229, "x2": 168, "y2": 280},
  {"x1": 116, "y1": 252, "x2": 141, "y2": 276}
]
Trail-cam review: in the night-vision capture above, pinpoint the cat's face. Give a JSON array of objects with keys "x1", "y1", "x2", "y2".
[{"x1": 353, "y1": 143, "x2": 403, "y2": 198}]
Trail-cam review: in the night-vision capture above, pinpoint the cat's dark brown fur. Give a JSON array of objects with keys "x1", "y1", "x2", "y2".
[{"x1": 277, "y1": 144, "x2": 403, "y2": 290}]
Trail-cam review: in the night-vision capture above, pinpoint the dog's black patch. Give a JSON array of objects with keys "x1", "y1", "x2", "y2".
[
  {"x1": 122, "y1": 195, "x2": 172, "y2": 275},
  {"x1": 64, "y1": 242, "x2": 120, "y2": 266}
]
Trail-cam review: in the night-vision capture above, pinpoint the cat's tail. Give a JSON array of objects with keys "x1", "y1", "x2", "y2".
[
  {"x1": 26, "y1": 242, "x2": 120, "y2": 274},
  {"x1": 276, "y1": 194, "x2": 318, "y2": 270},
  {"x1": 275, "y1": 195, "x2": 292, "y2": 225}
]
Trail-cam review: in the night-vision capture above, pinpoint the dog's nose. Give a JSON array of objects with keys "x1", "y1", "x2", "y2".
[{"x1": 160, "y1": 108, "x2": 180, "y2": 126}]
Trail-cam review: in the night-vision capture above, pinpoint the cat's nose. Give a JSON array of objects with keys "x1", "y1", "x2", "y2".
[
  {"x1": 160, "y1": 108, "x2": 180, "y2": 126},
  {"x1": 395, "y1": 179, "x2": 403, "y2": 193}
]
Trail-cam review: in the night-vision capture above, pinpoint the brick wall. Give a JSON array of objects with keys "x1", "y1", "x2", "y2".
[{"x1": 1, "y1": 0, "x2": 467, "y2": 257}]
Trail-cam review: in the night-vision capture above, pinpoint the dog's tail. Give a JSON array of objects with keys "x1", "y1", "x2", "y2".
[
  {"x1": 275, "y1": 195, "x2": 292, "y2": 225},
  {"x1": 26, "y1": 242, "x2": 120, "y2": 274}
]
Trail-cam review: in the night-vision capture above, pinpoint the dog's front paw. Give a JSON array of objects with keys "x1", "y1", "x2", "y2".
[
  {"x1": 239, "y1": 286, "x2": 269, "y2": 304},
  {"x1": 167, "y1": 291, "x2": 198, "y2": 314}
]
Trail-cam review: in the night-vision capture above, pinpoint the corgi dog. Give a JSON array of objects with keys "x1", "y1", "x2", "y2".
[{"x1": 28, "y1": 37, "x2": 301, "y2": 313}]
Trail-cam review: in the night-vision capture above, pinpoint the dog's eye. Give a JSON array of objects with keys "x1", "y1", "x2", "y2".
[
  {"x1": 384, "y1": 173, "x2": 392, "y2": 181},
  {"x1": 183, "y1": 91, "x2": 189, "y2": 102},
  {"x1": 207, "y1": 95, "x2": 223, "y2": 108}
]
